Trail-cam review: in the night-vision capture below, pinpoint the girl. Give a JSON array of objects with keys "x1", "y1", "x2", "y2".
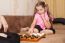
[{"x1": 28, "y1": 1, "x2": 55, "y2": 35}]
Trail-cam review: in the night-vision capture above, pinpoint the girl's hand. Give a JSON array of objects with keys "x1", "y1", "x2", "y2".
[{"x1": 28, "y1": 28, "x2": 33, "y2": 35}]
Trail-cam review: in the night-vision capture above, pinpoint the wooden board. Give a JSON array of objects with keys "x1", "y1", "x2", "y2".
[{"x1": 20, "y1": 34, "x2": 46, "y2": 42}]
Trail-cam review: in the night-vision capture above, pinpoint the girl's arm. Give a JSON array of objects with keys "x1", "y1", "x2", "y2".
[
  {"x1": 30, "y1": 17, "x2": 36, "y2": 29},
  {"x1": 41, "y1": 14, "x2": 51, "y2": 29},
  {"x1": 28, "y1": 16, "x2": 36, "y2": 34},
  {"x1": 43, "y1": 18, "x2": 51, "y2": 29}
]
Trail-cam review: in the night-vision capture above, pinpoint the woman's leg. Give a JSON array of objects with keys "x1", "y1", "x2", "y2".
[{"x1": 40, "y1": 29, "x2": 53, "y2": 35}]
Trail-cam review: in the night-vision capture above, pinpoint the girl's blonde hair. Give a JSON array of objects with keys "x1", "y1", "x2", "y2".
[{"x1": 34, "y1": 1, "x2": 46, "y2": 15}]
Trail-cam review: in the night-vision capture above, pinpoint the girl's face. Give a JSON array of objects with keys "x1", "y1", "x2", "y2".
[{"x1": 36, "y1": 5, "x2": 45, "y2": 14}]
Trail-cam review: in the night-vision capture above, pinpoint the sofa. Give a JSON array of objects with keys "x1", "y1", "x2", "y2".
[{"x1": 4, "y1": 16, "x2": 65, "y2": 43}]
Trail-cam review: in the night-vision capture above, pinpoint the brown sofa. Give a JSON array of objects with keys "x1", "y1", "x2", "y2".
[
  {"x1": 4, "y1": 16, "x2": 33, "y2": 33},
  {"x1": 4, "y1": 16, "x2": 65, "y2": 43}
]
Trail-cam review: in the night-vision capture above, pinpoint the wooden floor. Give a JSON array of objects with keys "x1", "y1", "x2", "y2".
[{"x1": 20, "y1": 30, "x2": 65, "y2": 43}]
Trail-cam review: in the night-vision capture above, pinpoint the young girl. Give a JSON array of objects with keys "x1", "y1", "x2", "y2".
[{"x1": 28, "y1": 1, "x2": 55, "y2": 35}]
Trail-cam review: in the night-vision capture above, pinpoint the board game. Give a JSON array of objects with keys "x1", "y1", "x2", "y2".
[{"x1": 20, "y1": 33, "x2": 46, "y2": 42}]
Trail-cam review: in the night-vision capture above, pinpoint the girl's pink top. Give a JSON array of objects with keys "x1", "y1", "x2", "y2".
[{"x1": 34, "y1": 12, "x2": 49, "y2": 30}]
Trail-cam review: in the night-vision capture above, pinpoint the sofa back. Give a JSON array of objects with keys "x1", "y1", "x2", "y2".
[{"x1": 4, "y1": 16, "x2": 33, "y2": 33}]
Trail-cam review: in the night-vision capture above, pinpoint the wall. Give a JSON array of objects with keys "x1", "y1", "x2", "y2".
[
  {"x1": 0, "y1": 0, "x2": 38, "y2": 16},
  {"x1": 0, "y1": 0, "x2": 14, "y2": 15}
]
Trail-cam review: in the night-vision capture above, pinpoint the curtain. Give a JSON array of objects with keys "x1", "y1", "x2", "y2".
[{"x1": 40, "y1": 0, "x2": 65, "y2": 18}]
